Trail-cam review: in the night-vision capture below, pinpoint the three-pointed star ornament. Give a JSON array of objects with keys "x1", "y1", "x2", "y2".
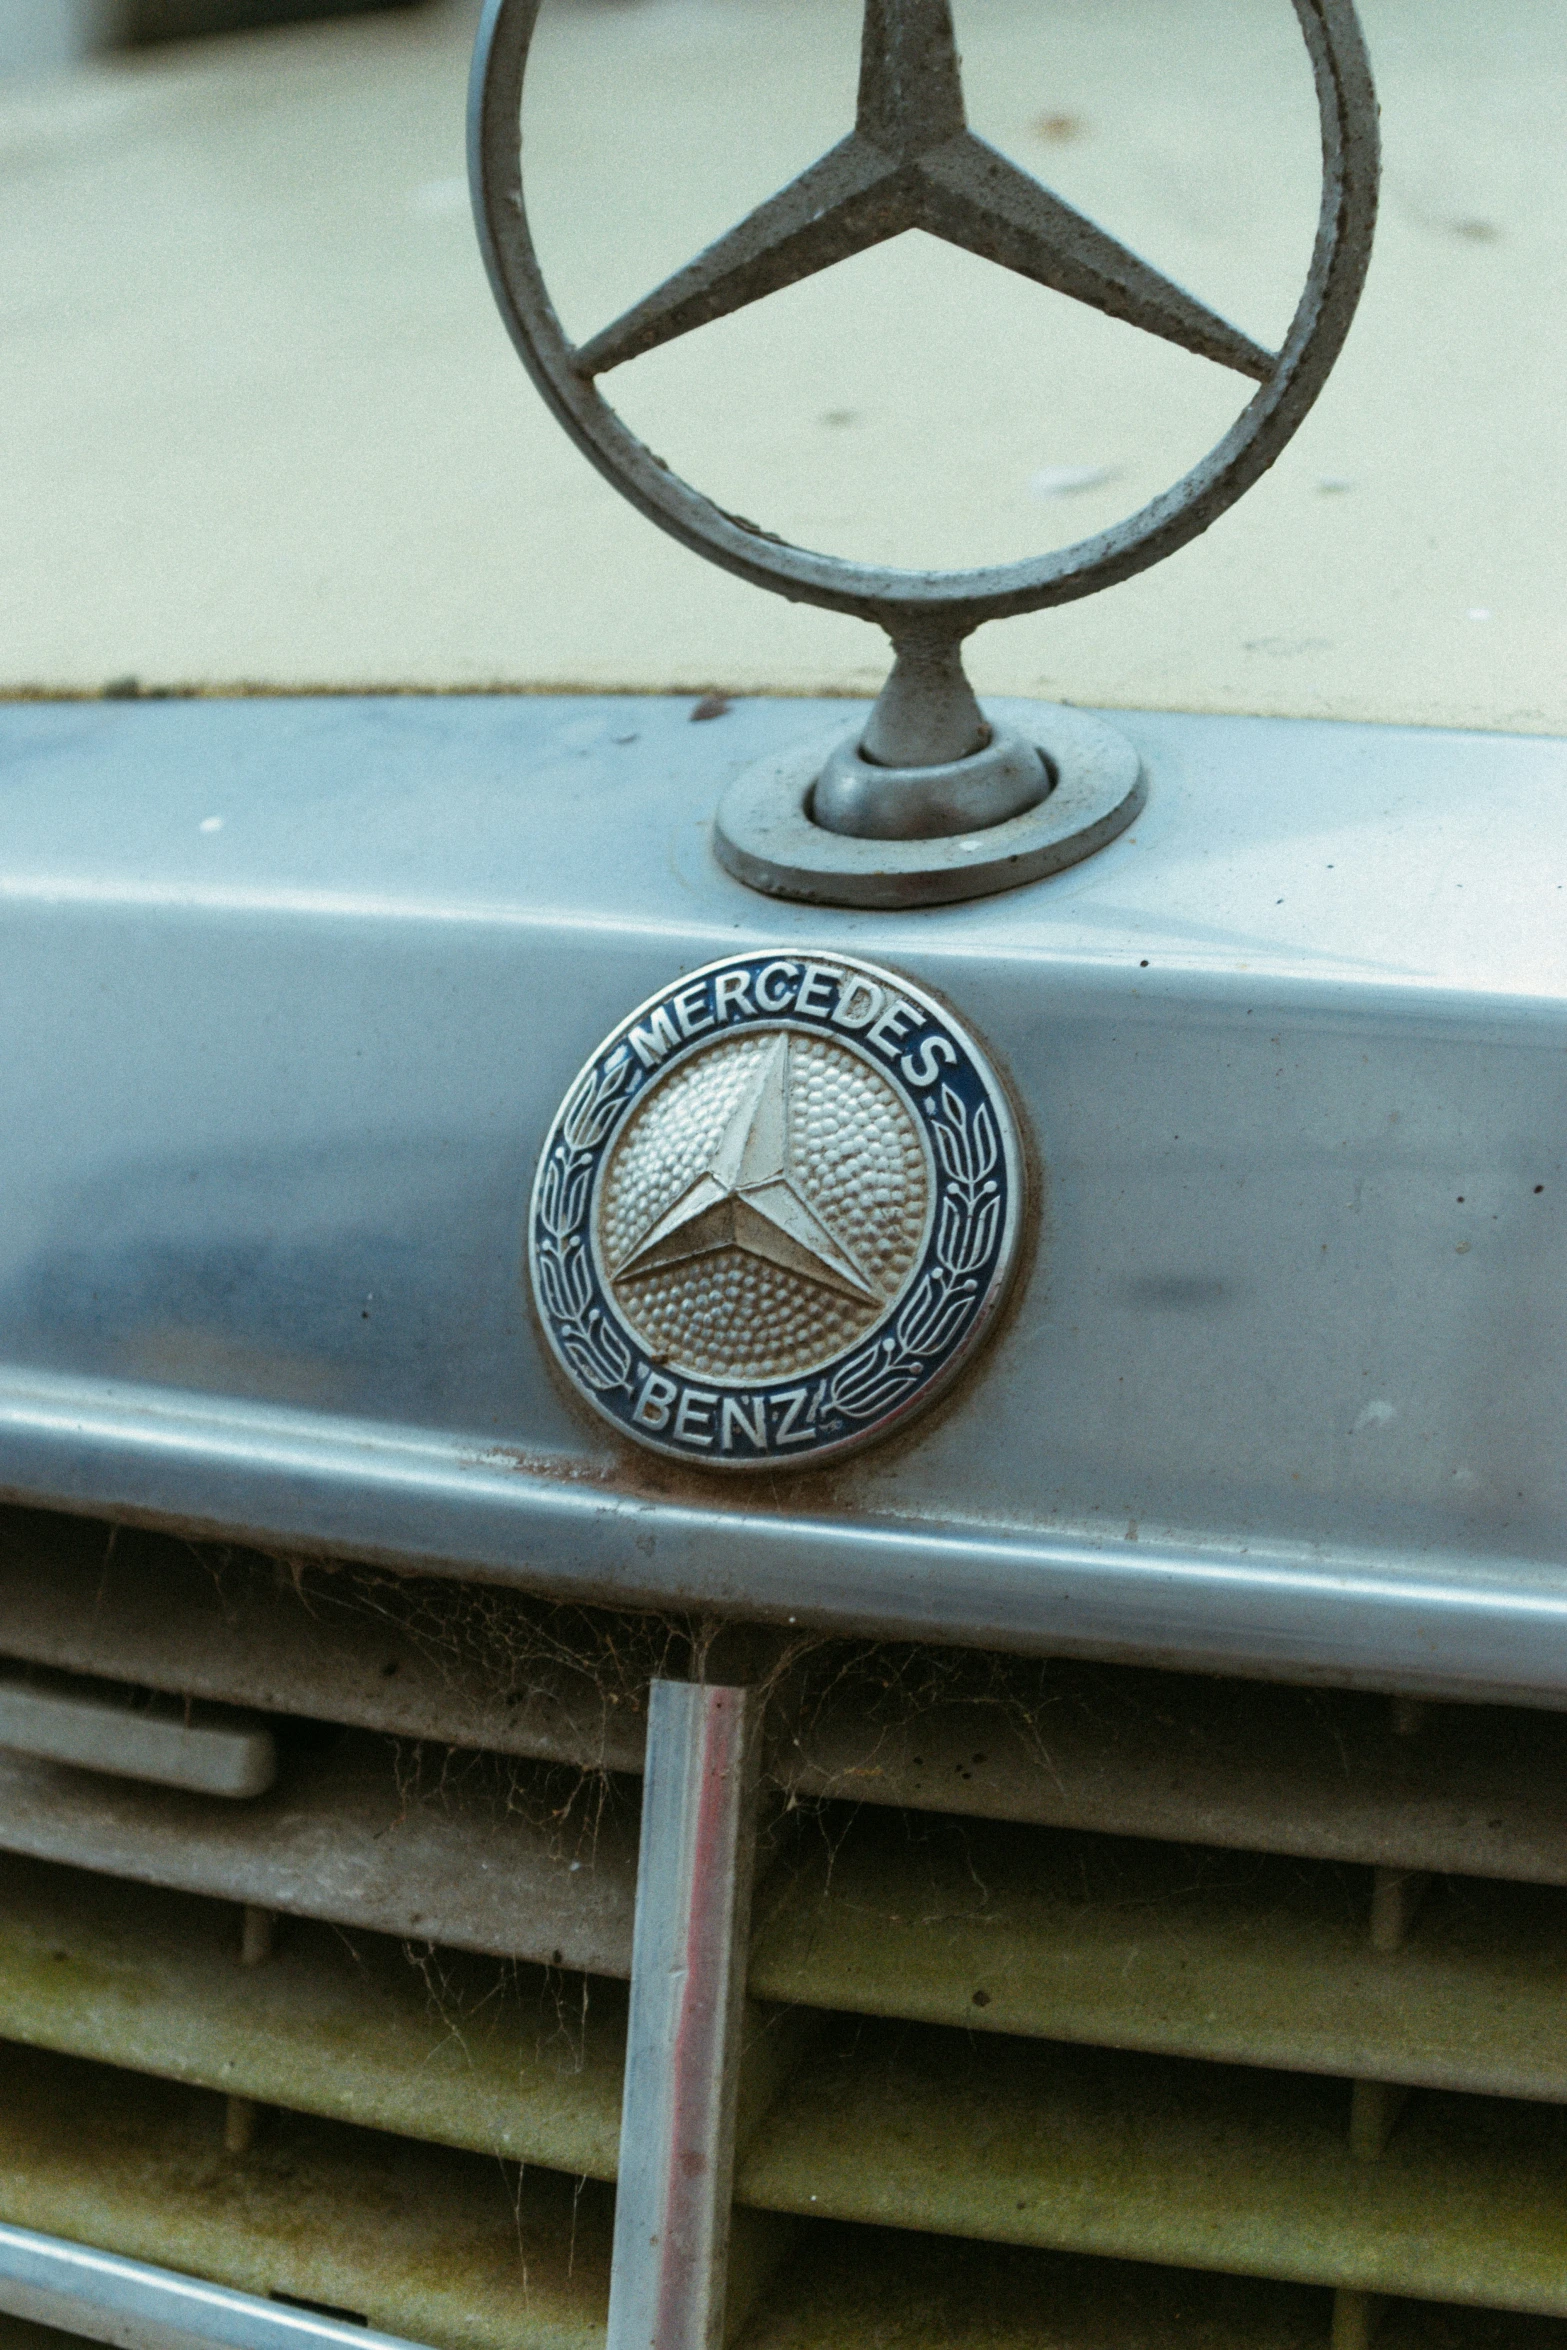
[
  {"x1": 572, "y1": 0, "x2": 1274, "y2": 385},
  {"x1": 611, "y1": 1036, "x2": 881, "y2": 1307}
]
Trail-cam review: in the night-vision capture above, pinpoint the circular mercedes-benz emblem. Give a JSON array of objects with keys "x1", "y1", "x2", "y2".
[{"x1": 530, "y1": 954, "x2": 1023, "y2": 1467}]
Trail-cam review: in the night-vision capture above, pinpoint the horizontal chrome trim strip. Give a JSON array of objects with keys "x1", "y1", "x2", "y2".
[
  {"x1": 0, "y1": 2219, "x2": 424, "y2": 2350},
  {"x1": 5, "y1": 1365, "x2": 1567, "y2": 1703}
]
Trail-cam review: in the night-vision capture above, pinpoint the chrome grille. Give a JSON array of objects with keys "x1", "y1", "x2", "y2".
[{"x1": 4, "y1": 1505, "x2": 1567, "y2": 2349}]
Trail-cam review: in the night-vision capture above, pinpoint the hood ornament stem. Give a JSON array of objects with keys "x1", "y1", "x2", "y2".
[
  {"x1": 813, "y1": 617, "x2": 1053, "y2": 845},
  {"x1": 470, "y1": 0, "x2": 1379, "y2": 904},
  {"x1": 860, "y1": 622, "x2": 988, "y2": 772}
]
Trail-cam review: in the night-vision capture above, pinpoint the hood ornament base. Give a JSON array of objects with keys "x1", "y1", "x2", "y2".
[
  {"x1": 714, "y1": 700, "x2": 1144, "y2": 909},
  {"x1": 813, "y1": 725, "x2": 1050, "y2": 844}
]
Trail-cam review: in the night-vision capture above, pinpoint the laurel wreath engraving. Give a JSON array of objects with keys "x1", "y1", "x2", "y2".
[
  {"x1": 826, "y1": 1083, "x2": 1002, "y2": 1423},
  {"x1": 534, "y1": 1050, "x2": 638, "y2": 1394}
]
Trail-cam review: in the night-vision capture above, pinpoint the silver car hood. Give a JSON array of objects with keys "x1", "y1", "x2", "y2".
[{"x1": 2, "y1": 692, "x2": 1564, "y2": 1699}]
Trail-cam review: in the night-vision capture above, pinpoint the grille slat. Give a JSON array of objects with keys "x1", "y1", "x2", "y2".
[
  {"x1": 8, "y1": 1837, "x2": 1567, "y2": 2320},
  {"x1": 0, "y1": 1853, "x2": 623, "y2": 2177},
  {"x1": 737, "y1": 2227, "x2": 1567, "y2": 2350},
  {"x1": 0, "y1": 1853, "x2": 822, "y2": 2190},
  {"x1": 14, "y1": 1514, "x2": 1567, "y2": 1887},
  {"x1": 787, "y1": 1672, "x2": 1567, "y2": 1878},
  {"x1": 738, "y1": 2020, "x2": 1567, "y2": 2314},
  {"x1": 0, "y1": 2042, "x2": 613, "y2": 2350},
  {"x1": 19, "y1": 2084, "x2": 1562, "y2": 2350},
  {"x1": 0, "y1": 1512, "x2": 648, "y2": 1772},
  {"x1": 0, "y1": 1736, "x2": 638, "y2": 1970},
  {"x1": 751, "y1": 1809, "x2": 1567, "y2": 2102}
]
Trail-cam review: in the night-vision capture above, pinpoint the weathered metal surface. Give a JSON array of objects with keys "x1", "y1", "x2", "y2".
[
  {"x1": 783, "y1": 1669, "x2": 1567, "y2": 1877},
  {"x1": 572, "y1": 0, "x2": 1273, "y2": 391},
  {"x1": 0, "y1": 1734, "x2": 639, "y2": 1971},
  {"x1": 751, "y1": 1812, "x2": 1567, "y2": 2102},
  {"x1": 0, "y1": 1510, "x2": 650, "y2": 1773},
  {"x1": 0, "y1": 2219, "x2": 424, "y2": 2350},
  {"x1": 810, "y1": 717, "x2": 1047, "y2": 840},
  {"x1": 0, "y1": 1666, "x2": 275, "y2": 1800},
  {"x1": 738, "y1": 2021, "x2": 1567, "y2": 2312},
  {"x1": 5, "y1": 697, "x2": 1567, "y2": 1697},
  {"x1": 608, "y1": 1681, "x2": 762, "y2": 2350},
  {"x1": 0, "y1": 1853, "x2": 624, "y2": 2177},
  {"x1": 0, "y1": 2042, "x2": 611, "y2": 2350},
  {"x1": 712, "y1": 702, "x2": 1144, "y2": 908},
  {"x1": 854, "y1": 632, "x2": 990, "y2": 773}
]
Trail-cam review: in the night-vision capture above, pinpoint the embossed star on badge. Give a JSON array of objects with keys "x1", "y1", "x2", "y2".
[{"x1": 612, "y1": 1035, "x2": 880, "y2": 1305}]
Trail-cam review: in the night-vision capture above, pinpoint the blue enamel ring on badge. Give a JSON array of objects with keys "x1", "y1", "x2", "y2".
[{"x1": 529, "y1": 952, "x2": 1023, "y2": 1468}]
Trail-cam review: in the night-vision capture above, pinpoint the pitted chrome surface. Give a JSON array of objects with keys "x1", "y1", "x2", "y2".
[{"x1": 598, "y1": 1031, "x2": 930, "y2": 1384}]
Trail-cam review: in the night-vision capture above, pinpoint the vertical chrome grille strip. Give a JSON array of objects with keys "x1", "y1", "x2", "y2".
[{"x1": 607, "y1": 1679, "x2": 761, "y2": 2350}]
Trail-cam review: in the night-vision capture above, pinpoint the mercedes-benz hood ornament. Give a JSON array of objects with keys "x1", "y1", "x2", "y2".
[{"x1": 470, "y1": 0, "x2": 1378, "y2": 908}]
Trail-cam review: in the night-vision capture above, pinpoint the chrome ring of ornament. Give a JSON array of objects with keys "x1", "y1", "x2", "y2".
[
  {"x1": 469, "y1": 0, "x2": 1379, "y2": 632},
  {"x1": 528, "y1": 954, "x2": 1023, "y2": 1468}
]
